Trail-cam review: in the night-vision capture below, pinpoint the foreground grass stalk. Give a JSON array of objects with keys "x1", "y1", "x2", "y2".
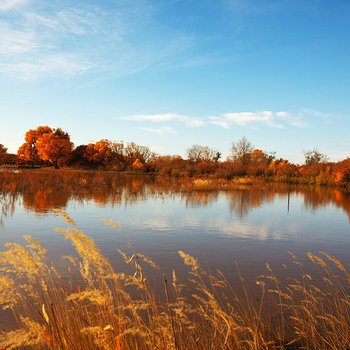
[
  {"x1": 0, "y1": 211, "x2": 350, "y2": 349},
  {"x1": 163, "y1": 274, "x2": 178, "y2": 350}
]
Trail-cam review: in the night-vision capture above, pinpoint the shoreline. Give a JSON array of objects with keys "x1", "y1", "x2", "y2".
[{"x1": 1, "y1": 166, "x2": 349, "y2": 190}]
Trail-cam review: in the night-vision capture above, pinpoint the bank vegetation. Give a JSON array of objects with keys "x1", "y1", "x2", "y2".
[{"x1": 1, "y1": 126, "x2": 349, "y2": 186}]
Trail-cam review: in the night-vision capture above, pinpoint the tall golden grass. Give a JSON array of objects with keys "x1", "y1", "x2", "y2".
[{"x1": 0, "y1": 211, "x2": 350, "y2": 349}]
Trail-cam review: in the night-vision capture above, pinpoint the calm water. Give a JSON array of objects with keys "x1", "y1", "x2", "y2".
[{"x1": 1, "y1": 170, "x2": 350, "y2": 291}]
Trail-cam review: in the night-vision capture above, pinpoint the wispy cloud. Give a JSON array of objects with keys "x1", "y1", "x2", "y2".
[
  {"x1": 0, "y1": 24, "x2": 38, "y2": 55},
  {"x1": 211, "y1": 111, "x2": 309, "y2": 129},
  {"x1": 0, "y1": 0, "x2": 30, "y2": 11},
  {"x1": 120, "y1": 113, "x2": 206, "y2": 128},
  {"x1": 210, "y1": 111, "x2": 285, "y2": 128},
  {"x1": 301, "y1": 108, "x2": 333, "y2": 124},
  {"x1": 0, "y1": 1, "x2": 196, "y2": 80},
  {"x1": 0, "y1": 4, "x2": 101, "y2": 79},
  {"x1": 121, "y1": 114, "x2": 179, "y2": 122},
  {"x1": 120, "y1": 110, "x2": 309, "y2": 129},
  {"x1": 141, "y1": 126, "x2": 177, "y2": 135},
  {"x1": 0, "y1": 55, "x2": 94, "y2": 80}
]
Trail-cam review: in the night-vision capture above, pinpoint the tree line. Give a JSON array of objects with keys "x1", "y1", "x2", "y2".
[{"x1": 0, "y1": 125, "x2": 349, "y2": 185}]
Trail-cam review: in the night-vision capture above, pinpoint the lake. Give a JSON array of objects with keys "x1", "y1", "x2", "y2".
[{"x1": 1, "y1": 170, "x2": 350, "y2": 310}]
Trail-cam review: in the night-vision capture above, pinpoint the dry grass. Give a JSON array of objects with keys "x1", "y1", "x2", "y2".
[{"x1": 1, "y1": 212, "x2": 350, "y2": 349}]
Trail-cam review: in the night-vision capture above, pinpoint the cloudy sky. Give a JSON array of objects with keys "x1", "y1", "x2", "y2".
[{"x1": 0, "y1": 0, "x2": 349, "y2": 162}]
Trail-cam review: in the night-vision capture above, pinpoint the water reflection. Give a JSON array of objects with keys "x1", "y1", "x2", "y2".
[
  {"x1": 302, "y1": 187, "x2": 350, "y2": 221},
  {"x1": 227, "y1": 189, "x2": 268, "y2": 217},
  {"x1": 183, "y1": 191, "x2": 219, "y2": 208},
  {"x1": 0, "y1": 192, "x2": 17, "y2": 225},
  {"x1": 1, "y1": 169, "x2": 350, "y2": 313},
  {"x1": 205, "y1": 219, "x2": 288, "y2": 240},
  {"x1": 1, "y1": 170, "x2": 350, "y2": 224}
]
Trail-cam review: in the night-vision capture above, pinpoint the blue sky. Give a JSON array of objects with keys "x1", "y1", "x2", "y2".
[{"x1": 0, "y1": 0, "x2": 349, "y2": 163}]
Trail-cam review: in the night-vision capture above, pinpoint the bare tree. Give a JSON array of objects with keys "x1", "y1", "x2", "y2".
[
  {"x1": 304, "y1": 148, "x2": 329, "y2": 165},
  {"x1": 124, "y1": 142, "x2": 153, "y2": 164},
  {"x1": 187, "y1": 145, "x2": 221, "y2": 162},
  {"x1": 0, "y1": 144, "x2": 8, "y2": 154},
  {"x1": 230, "y1": 137, "x2": 253, "y2": 165}
]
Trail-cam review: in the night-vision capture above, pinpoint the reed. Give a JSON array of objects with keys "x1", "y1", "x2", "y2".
[{"x1": 0, "y1": 211, "x2": 350, "y2": 349}]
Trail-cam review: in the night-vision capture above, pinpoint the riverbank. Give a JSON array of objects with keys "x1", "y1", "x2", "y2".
[{"x1": 1, "y1": 166, "x2": 350, "y2": 190}]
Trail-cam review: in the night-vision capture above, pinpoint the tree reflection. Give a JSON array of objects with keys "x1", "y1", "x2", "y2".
[
  {"x1": 0, "y1": 170, "x2": 350, "y2": 223},
  {"x1": 226, "y1": 189, "x2": 265, "y2": 218},
  {"x1": 22, "y1": 189, "x2": 71, "y2": 213},
  {"x1": 0, "y1": 193, "x2": 18, "y2": 225},
  {"x1": 302, "y1": 187, "x2": 350, "y2": 223},
  {"x1": 182, "y1": 192, "x2": 219, "y2": 208}
]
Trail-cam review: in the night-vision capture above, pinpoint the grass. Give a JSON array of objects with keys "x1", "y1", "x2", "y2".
[{"x1": 1, "y1": 212, "x2": 350, "y2": 349}]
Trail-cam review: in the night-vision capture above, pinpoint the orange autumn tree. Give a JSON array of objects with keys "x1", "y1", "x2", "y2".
[
  {"x1": 247, "y1": 149, "x2": 273, "y2": 176},
  {"x1": 85, "y1": 139, "x2": 115, "y2": 168},
  {"x1": 18, "y1": 126, "x2": 73, "y2": 168},
  {"x1": 17, "y1": 125, "x2": 53, "y2": 165},
  {"x1": 83, "y1": 139, "x2": 126, "y2": 169},
  {"x1": 36, "y1": 128, "x2": 73, "y2": 169}
]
